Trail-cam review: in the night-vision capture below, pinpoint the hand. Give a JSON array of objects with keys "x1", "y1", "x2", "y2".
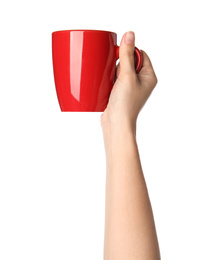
[{"x1": 101, "y1": 31, "x2": 158, "y2": 133}]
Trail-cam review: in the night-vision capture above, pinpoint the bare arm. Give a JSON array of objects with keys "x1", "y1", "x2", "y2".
[{"x1": 101, "y1": 31, "x2": 160, "y2": 260}]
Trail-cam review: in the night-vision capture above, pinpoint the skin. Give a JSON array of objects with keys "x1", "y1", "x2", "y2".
[{"x1": 101, "y1": 31, "x2": 160, "y2": 260}]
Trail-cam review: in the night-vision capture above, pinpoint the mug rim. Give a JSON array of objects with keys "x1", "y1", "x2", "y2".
[{"x1": 52, "y1": 29, "x2": 116, "y2": 35}]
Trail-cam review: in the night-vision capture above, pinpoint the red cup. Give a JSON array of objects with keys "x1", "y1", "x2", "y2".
[{"x1": 52, "y1": 30, "x2": 142, "y2": 112}]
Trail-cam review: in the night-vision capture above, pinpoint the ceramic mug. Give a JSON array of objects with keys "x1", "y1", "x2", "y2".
[{"x1": 52, "y1": 30, "x2": 142, "y2": 112}]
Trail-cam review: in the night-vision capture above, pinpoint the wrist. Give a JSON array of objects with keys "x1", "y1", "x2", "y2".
[
  {"x1": 101, "y1": 111, "x2": 136, "y2": 133},
  {"x1": 102, "y1": 121, "x2": 136, "y2": 137},
  {"x1": 101, "y1": 120, "x2": 136, "y2": 151}
]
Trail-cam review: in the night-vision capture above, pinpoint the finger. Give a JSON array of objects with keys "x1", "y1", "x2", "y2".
[
  {"x1": 138, "y1": 50, "x2": 156, "y2": 75},
  {"x1": 119, "y1": 31, "x2": 136, "y2": 74},
  {"x1": 138, "y1": 50, "x2": 158, "y2": 86}
]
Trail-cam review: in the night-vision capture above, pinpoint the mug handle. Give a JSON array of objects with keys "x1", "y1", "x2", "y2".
[{"x1": 116, "y1": 46, "x2": 143, "y2": 74}]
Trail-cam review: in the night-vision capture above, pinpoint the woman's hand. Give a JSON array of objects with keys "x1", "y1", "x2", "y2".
[{"x1": 101, "y1": 31, "x2": 158, "y2": 133}]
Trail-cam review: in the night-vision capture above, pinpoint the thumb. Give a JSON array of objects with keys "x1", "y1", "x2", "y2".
[{"x1": 119, "y1": 31, "x2": 136, "y2": 74}]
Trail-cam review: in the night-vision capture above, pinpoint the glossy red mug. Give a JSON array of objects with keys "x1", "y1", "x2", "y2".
[{"x1": 52, "y1": 30, "x2": 142, "y2": 112}]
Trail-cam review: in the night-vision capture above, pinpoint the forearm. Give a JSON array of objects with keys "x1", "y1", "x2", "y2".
[{"x1": 102, "y1": 123, "x2": 160, "y2": 260}]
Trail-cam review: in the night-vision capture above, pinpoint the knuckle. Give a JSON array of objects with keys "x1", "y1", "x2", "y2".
[
  {"x1": 120, "y1": 47, "x2": 135, "y2": 59},
  {"x1": 120, "y1": 70, "x2": 138, "y2": 82},
  {"x1": 151, "y1": 73, "x2": 158, "y2": 89},
  {"x1": 153, "y1": 75, "x2": 158, "y2": 87}
]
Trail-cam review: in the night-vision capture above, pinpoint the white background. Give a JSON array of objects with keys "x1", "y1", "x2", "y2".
[{"x1": 0, "y1": 0, "x2": 208, "y2": 259}]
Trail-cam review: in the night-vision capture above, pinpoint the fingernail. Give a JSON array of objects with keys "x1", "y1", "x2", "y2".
[{"x1": 125, "y1": 31, "x2": 135, "y2": 45}]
